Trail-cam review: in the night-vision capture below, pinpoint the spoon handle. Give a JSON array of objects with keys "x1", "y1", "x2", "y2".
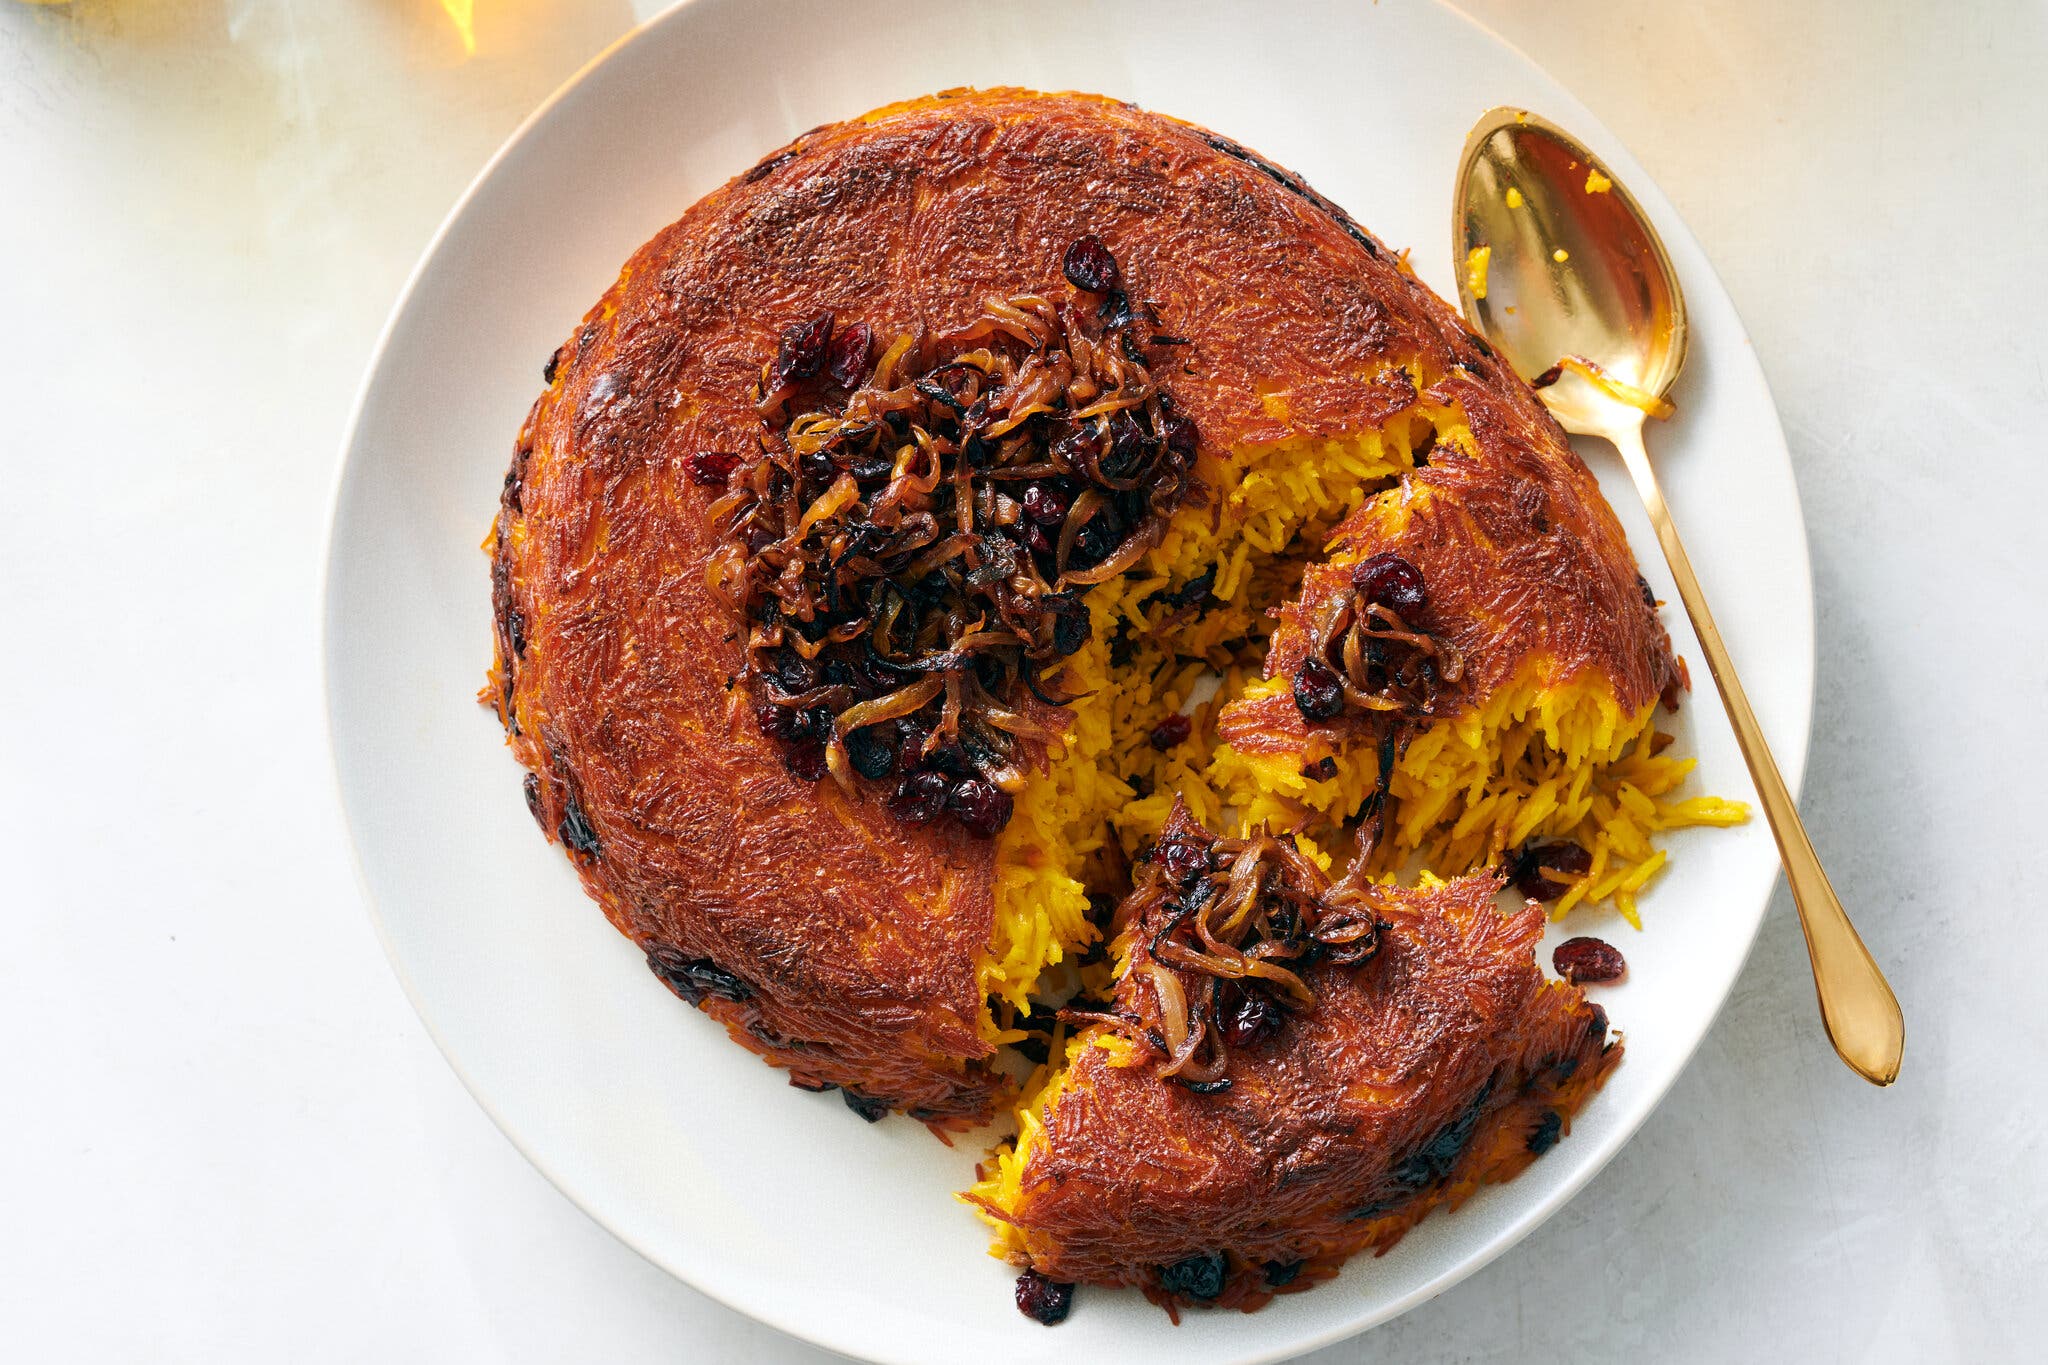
[{"x1": 1608, "y1": 422, "x2": 1904, "y2": 1086}]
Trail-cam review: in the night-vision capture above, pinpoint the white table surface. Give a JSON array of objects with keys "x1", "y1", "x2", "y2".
[{"x1": 3, "y1": 2, "x2": 2043, "y2": 1360}]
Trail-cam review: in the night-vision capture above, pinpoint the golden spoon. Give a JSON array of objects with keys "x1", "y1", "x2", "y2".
[{"x1": 1452, "y1": 107, "x2": 1903, "y2": 1086}]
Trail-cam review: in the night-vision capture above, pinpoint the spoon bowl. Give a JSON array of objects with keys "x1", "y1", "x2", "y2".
[
  {"x1": 1454, "y1": 108, "x2": 1687, "y2": 435},
  {"x1": 1453, "y1": 108, "x2": 1905, "y2": 1087}
]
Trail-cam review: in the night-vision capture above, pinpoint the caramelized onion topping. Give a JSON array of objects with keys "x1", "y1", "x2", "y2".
[
  {"x1": 714, "y1": 241, "x2": 1199, "y2": 836},
  {"x1": 1294, "y1": 553, "x2": 1463, "y2": 727},
  {"x1": 1091, "y1": 811, "x2": 1395, "y2": 1085}
]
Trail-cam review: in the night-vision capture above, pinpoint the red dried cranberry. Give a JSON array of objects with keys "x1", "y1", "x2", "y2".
[
  {"x1": 948, "y1": 777, "x2": 1014, "y2": 838},
  {"x1": 1061, "y1": 234, "x2": 1121, "y2": 294},
  {"x1": 784, "y1": 740, "x2": 827, "y2": 782},
  {"x1": 1025, "y1": 525, "x2": 1055, "y2": 556},
  {"x1": 1020, "y1": 484, "x2": 1069, "y2": 526},
  {"x1": 689, "y1": 450, "x2": 741, "y2": 486},
  {"x1": 889, "y1": 769, "x2": 951, "y2": 825},
  {"x1": 1150, "y1": 713, "x2": 1192, "y2": 750},
  {"x1": 1553, "y1": 936, "x2": 1627, "y2": 985},
  {"x1": 1163, "y1": 412, "x2": 1199, "y2": 460},
  {"x1": 770, "y1": 310, "x2": 834, "y2": 389},
  {"x1": 1292, "y1": 656, "x2": 1345, "y2": 723},
  {"x1": 1015, "y1": 1269, "x2": 1075, "y2": 1325},
  {"x1": 1351, "y1": 551, "x2": 1427, "y2": 615},
  {"x1": 826, "y1": 321, "x2": 872, "y2": 389},
  {"x1": 1218, "y1": 986, "x2": 1283, "y2": 1048}
]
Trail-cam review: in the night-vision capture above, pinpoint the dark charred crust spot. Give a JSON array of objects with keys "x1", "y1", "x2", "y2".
[
  {"x1": 1263, "y1": 1259, "x2": 1304, "y2": 1288},
  {"x1": 644, "y1": 944, "x2": 753, "y2": 1005},
  {"x1": 1200, "y1": 132, "x2": 1383, "y2": 259},
  {"x1": 521, "y1": 772, "x2": 543, "y2": 825},
  {"x1": 545, "y1": 749, "x2": 600, "y2": 861},
  {"x1": 1526, "y1": 1108, "x2": 1564, "y2": 1156},
  {"x1": 543, "y1": 346, "x2": 563, "y2": 385},
  {"x1": 1387, "y1": 1076, "x2": 1494, "y2": 1193},
  {"x1": 1158, "y1": 1251, "x2": 1228, "y2": 1301},
  {"x1": 742, "y1": 143, "x2": 805, "y2": 184},
  {"x1": 842, "y1": 1089, "x2": 891, "y2": 1122}
]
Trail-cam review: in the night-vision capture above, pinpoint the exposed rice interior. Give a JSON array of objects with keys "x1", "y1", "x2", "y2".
[{"x1": 967, "y1": 368, "x2": 1747, "y2": 1249}]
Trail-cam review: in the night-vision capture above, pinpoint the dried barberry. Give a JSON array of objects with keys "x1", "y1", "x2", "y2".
[
  {"x1": 889, "y1": 769, "x2": 951, "y2": 825},
  {"x1": 1526, "y1": 1109, "x2": 1564, "y2": 1156},
  {"x1": 1156, "y1": 835, "x2": 1212, "y2": 888},
  {"x1": 1061, "y1": 234, "x2": 1121, "y2": 294},
  {"x1": 1292, "y1": 656, "x2": 1345, "y2": 723},
  {"x1": 1352, "y1": 551, "x2": 1427, "y2": 615},
  {"x1": 542, "y1": 346, "x2": 563, "y2": 384},
  {"x1": 826, "y1": 320, "x2": 872, "y2": 389},
  {"x1": 1045, "y1": 592, "x2": 1091, "y2": 656},
  {"x1": 1020, "y1": 483, "x2": 1069, "y2": 526},
  {"x1": 1150, "y1": 713, "x2": 1192, "y2": 750},
  {"x1": 1217, "y1": 985, "x2": 1283, "y2": 1048},
  {"x1": 1159, "y1": 1251, "x2": 1228, "y2": 1301},
  {"x1": 521, "y1": 772, "x2": 544, "y2": 825},
  {"x1": 1511, "y1": 842, "x2": 1592, "y2": 901},
  {"x1": 769, "y1": 310, "x2": 834, "y2": 390},
  {"x1": 689, "y1": 450, "x2": 741, "y2": 486},
  {"x1": 753, "y1": 701, "x2": 800, "y2": 743},
  {"x1": 845, "y1": 726, "x2": 896, "y2": 780},
  {"x1": 1553, "y1": 936, "x2": 1627, "y2": 985},
  {"x1": 1014, "y1": 1269, "x2": 1075, "y2": 1325},
  {"x1": 784, "y1": 740, "x2": 828, "y2": 782},
  {"x1": 1302, "y1": 756, "x2": 1339, "y2": 781},
  {"x1": 948, "y1": 777, "x2": 1014, "y2": 838},
  {"x1": 1162, "y1": 565, "x2": 1218, "y2": 611}
]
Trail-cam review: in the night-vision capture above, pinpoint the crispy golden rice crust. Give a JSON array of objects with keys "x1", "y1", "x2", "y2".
[
  {"x1": 987, "y1": 810, "x2": 1619, "y2": 1308},
  {"x1": 488, "y1": 88, "x2": 1670, "y2": 1125}
]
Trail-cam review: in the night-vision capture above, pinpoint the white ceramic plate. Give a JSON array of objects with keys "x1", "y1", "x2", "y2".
[{"x1": 324, "y1": 1, "x2": 1812, "y2": 1360}]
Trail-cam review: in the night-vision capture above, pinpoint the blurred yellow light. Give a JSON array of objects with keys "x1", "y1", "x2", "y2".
[{"x1": 439, "y1": 0, "x2": 476, "y2": 55}]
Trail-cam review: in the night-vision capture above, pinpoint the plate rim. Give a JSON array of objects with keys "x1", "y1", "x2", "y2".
[{"x1": 319, "y1": 2, "x2": 1817, "y2": 1359}]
